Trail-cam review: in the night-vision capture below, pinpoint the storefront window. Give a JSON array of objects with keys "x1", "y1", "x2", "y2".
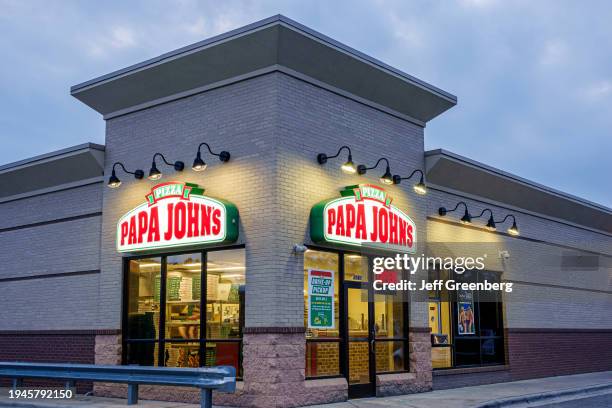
[
  {"x1": 123, "y1": 247, "x2": 245, "y2": 376},
  {"x1": 374, "y1": 291, "x2": 407, "y2": 373},
  {"x1": 304, "y1": 249, "x2": 408, "y2": 380},
  {"x1": 126, "y1": 258, "x2": 161, "y2": 340},
  {"x1": 344, "y1": 254, "x2": 368, "y2": 282},
  {"x1": 428, "y1": 269, "x2": 505, "y2": 368},
  {"x1": 304, "y1": 250, "x2": 340, "y2": 378},
  {"x1": 165, "y1": 254, "x2": 201, "y2": 340}
]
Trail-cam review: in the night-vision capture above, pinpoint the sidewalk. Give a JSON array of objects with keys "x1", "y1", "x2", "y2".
[{"x1": 1, "y1": 371, "x2": 611, "y2": 408}]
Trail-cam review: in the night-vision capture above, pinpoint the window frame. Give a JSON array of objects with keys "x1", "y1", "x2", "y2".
[
  {"x1": 304, "y1": 245, "x2": 410, "y2": 380},
  {"x1": 428, "y1": 268, "x2": 506, "y2": 369},
  {"x1": 121, "y1": 244, "x2": 245, "y2": 377}
]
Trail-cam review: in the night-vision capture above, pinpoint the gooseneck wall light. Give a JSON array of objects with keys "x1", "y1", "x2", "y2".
[
  {"x1": 107, "y1": 162, "x2": 144, "y2": 188},
  {"x1": 496, "y1": 214, "x2": 520, "y2": 236},
  {"x1": 438, "y1": 201, "x2": 472, "y2": 224},
  {"x1": 317, "y1": 146, "x2": 356, "y2": 174},
  {"x1": 357, "y1": 157, "x2": 394, "y2": 185},
  {"x1": 148, "y1": 153, "x2": 185, "y2": 181},
  {"x1": 392, "y1": 169, "x2": 427, "y2": 195},
  {"x1": 192, "y1": 142, "x2": 231, "y2": 172},
  {"x1": 473, "y1": 208, "x2": 496, "y2": 231}
]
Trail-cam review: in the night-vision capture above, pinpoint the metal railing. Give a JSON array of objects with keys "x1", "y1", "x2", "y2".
[{"x1": 0, "y1": 362, "x2": 236, "y2": 408}]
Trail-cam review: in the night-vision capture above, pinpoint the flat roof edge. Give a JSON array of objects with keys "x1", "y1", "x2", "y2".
[
  {"x1": 425, "y1": 148, "x2": 612, "y2": 214},
  {"x1": 0, "y1": 143, "x2": 105, "y2": 172},
  {"x1": 70, "y1": 14, "x2": 457, "y2": 105},
  {"x1": 70, "y1": 15, "x2": 285, "y2": 94},
  {"x1": 276, "y1": 16, "x2": 457, "y2": 103}
]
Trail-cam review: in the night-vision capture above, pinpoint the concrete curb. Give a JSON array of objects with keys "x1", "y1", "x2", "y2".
[{"x1": 475, "y1": 382, "x2": 612, "y2": 407}]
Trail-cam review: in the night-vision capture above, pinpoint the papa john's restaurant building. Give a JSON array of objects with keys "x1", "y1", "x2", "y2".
[{"x1": 1, "y1": 15, "x2": 611, "y2": 408}]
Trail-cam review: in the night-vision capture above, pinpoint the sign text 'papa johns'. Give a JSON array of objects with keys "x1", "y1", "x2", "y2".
[
  {"x1": 310, "y1": 185, "x2": 416, "y2": 252},
  {"x1": 117, "y1": 182, "x2": 239, "y2": 253}
]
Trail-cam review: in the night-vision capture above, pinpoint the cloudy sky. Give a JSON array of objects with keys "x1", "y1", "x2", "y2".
[{"x1": 1, "y1": 0, "x2": 611, "y2": 207}]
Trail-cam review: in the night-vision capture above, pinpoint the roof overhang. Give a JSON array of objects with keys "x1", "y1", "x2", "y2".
[
  {"x1": 425, "y1": 149, "x2": 612, "y2": 234},
  {"x1": 0, "y1": 143, "x2": 105, "y2": 200},
  {"x1": 71, "y1": 15, "x2": 456, "y2": 123}
]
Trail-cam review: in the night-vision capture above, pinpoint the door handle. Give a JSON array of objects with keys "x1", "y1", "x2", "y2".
[{"x1": 370, "y1": 339, "x2": 375, "y2": 353}]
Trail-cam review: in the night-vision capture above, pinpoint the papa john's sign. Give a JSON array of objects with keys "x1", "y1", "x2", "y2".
[
  {"x1": 117, "y1": 182, "x2": 239, "y2": 253},
  {"x1": 310, "y1": 184, "x2": 416, "y2": 253}
]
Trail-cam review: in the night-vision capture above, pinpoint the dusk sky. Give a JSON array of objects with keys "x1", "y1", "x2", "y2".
[{"x1": 1, "y1": 0, "x2": 611, "y2": 207}]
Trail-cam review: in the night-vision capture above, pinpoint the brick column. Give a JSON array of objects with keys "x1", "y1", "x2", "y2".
[
  {"x1": 220, "y1": 328, "x2": 346, "y2": 408},
  {"x1": 376, "y1": 327, "x2": 432, "y2": 396},
  {"x1": 93, "y1": 333, "x2": 124, "y2": 397},
  {"x1": 409, "y1": 327, "x2": 433, "y2": 391}
]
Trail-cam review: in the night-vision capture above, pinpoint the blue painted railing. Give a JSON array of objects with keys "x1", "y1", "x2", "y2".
[{"x1": 0, "y1": 362, "x2": 236, "y2": 408}]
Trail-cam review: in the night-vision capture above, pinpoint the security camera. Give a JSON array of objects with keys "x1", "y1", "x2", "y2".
[
  {"x1": 498, "y1": 250, "x2": 510, "y2": 260},
  {"x1": 293, "y1": 244, "x2": 308, "y2": 253}
]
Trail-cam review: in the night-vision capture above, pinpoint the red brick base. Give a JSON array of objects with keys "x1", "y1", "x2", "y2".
[
  {"x1": 0, "y1": 331, "x2": 97, "y2": 393},
  {"x1": 507, "y1": 329, "x2": 612, "y2": 380}
]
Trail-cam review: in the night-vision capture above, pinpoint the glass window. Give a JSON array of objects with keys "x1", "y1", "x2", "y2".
[
  {"x1": 164, "y1": 342, "x2": 200, "y2": 368},
  {"x1": 306, "y1": 342, "x2": 339, "y2": 378},
  {"x1": 126, "y1": 258, "x2": 161, "y2": 340},
  {"x1": 374, "y1": 284, "x2": 407, "y2": 373},
  {"x1": 205, "y1": 342, "x2": 241, "y2": 375},
  {"x1": 123, "y1": 248, "x2": 245, "y2": 377},
  {"x1": 429, "y1": 269, "x2": 505, "y2": 369},
  {"x1": 375, "y1": 341, "x2": 405, "y2": 373},
  {"x1": 125, "y1": 341, "x2": 159, "y2": 366},
  {"x1": 304, "y1": 250, "x2": 340, "y2": 378},
  {"x1": 207, "y1": 249, "x2": 245, "y2": 340},
  {"x1": 344, "y1": 254, "x2": 368, "y2": 282},
  {"x1": 165, "y1": 254, "x2": 201, "y2": 340},
  {"x1": 304, "y1": 250, "x2": 339, "y2": 339},
  {"x1": 374, "y1": 292, "x2": 404, "y2": 338}
]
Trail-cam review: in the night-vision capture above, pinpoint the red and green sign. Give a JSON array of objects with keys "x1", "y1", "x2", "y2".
[
  {"x1": 310, "y1": 184, "x2": 416, "y2": 252},
  {"x1": 307, "y1": 269, "x2": 335, "y2": 329},
  {"x1": 117, "y1": 182, "x2": 239, "y2": 253}
]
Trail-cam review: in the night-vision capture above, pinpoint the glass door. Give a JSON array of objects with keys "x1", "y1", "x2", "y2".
[
  {"x1": 343, "y1": 254, "x2": 375, "y2": 398},
  {"x1": 345, "y1": 284, "x2": 375, "y2": 397}
]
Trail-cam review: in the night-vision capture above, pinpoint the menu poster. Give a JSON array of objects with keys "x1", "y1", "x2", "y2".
[
  {"x1": 457, "y1": 290, "x2": 475, "y2": 335},
  {"x1": 307, "y1": 269, "x2": 335, "y2": 329}
]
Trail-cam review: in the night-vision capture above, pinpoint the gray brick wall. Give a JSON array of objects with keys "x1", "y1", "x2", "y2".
[
  {"x1": 3, "y1": 70, "x2": 608, "y2": 336},
  {"x1": 0, "y1": 274, "x2": 100, "y2": 330},
  {"x1": 427, "y1": 188, "x2": 612, "y2": 330},
  {"x1": 0, "y1": 217, "x2": 101, "y2": 279},
  {"x1": 0, "y1": 183, "x2": 102, "y2": 330},
  {"x1": 100, "y1": 73, "x2": 279, "y2": 330},
  {"x1": 275, "y1": 74, "x2": 429, "y2": 328},
  {"x1": 0, "y1": 182, "x2": 102, "y2": 230},
  {"x1": 99, "y1": 72, "x2": 429, "y2": 329}
]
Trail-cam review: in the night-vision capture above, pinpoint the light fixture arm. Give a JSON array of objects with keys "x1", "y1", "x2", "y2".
[
  {"x1": 394, "y1": 168, "x2": 423, "y2": 182},
  {"x1": 473, "y1": 208, "x2": 494, "y2": 220},
  {"x1": 152, "y1": 152, "x2": 172, "y2": 167},
  {"x1": 151, "y1": 152, "x2": 185, "y2": 171},
  {"x1": 112, "y1": 162, "x2": 137, "y2": 176},
  {"x1": 327, "y1": 145, "x2": 352, "y2": 160},
  {"x1": 441, "y1": 201, "x2": 468, "y2": 215},
  {"x1": 196, "y1": 142, "x2": 231, "y2": 162},
  {"x1": 111, "y1": 161, "x2": 144, "y2": 179},
  {"x1": 363, "y1": 157, "x2": 390, "y2": 171},
  {"x1": 317, "y1": 145, "x2": 353, "y2": 165},
  {"x1": 495, "y1": 214, "x2": 516, "y2": 224}
]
